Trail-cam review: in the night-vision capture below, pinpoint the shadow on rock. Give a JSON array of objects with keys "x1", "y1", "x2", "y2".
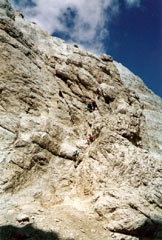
[
  {"x1": 138, "y1": 218, "x2": 162, "y2": 240},
  {"x1": 0, "y1": 224, "x2": 60, "y2": 240},
  {"x1": 112, "y1": 218, "x2": 162, "y2": 240}
]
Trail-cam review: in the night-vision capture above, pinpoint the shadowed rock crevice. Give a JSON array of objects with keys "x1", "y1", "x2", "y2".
[
  {"x1": 122, "y1": 132, "x2": 142, "y2": 147},
  {"x1": 56, "y1": 72, "x2": 68, "y2": 83},
  {"x1": 0, "y1": 224, "x2": 60, "y2": 240},
  {"x1": 110, "y1": 218, "x2": 162, "y2": 239},
  {"x1": 104, "y1": 95, "x2": 115, "y2": 104}
]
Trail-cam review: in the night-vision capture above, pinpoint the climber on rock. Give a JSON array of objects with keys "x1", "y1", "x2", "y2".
[
  {"x1": 95, "y1": 88, "x2": 100, "y2": 95},
  {"x1": 72, "y1": 150, "x2": 81, "y2": 168},
  {"x1": 86, "y1": 102, "x2": 93, "y2": 112},
  {"x1": 91, "y1": 100, "x2": 97, "y2": 110},
  {"x1": 95, "y1": 88, "x2": 103, "y2": 99},
  {"x1": 72, "y1": 150, "x2": 79, "y2": 159},
  {"x1": 86, "y1": 100, "x2": 97, "y2": 112},
  {"x1": 88, "y1": 134, "x2": 94, "y2": 143}
]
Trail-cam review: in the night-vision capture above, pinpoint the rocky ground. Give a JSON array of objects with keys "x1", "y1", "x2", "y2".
[{"x1": 0, "y1": 1, "x2": 162, "y2": 239}]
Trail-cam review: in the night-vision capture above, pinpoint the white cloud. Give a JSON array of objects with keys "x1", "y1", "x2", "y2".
[
  {"x1": 10, "y1": 0, "x2": 140, "y2": 53},
  {"x1": 124, "y1": 0, "x2": 141, "y2": 7}
]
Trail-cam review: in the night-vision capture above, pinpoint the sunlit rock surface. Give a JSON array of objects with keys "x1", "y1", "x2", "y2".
[{"x1": 0, "y1": 1, "x2": 162, "y2": 240}]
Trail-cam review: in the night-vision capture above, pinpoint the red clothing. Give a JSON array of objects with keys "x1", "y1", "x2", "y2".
[
  {"x1": 89, "y1": 135, "x2": 93, "y2": 142},
  {"x1": 91, "y1": 100, "x2": 97, "y2": 110}
]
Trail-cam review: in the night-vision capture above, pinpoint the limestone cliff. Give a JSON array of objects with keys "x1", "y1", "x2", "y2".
[{"x1": 0, "y1": 1, "x2": 162, "y2": 240}]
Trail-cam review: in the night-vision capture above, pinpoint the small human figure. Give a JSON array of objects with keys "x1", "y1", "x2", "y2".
[
  {"x1": 86, "y1": 103, "x2": 93, "y2": 112},
  {"x1": 72, "y1": 150, "x2": 81, "y2": 168},
  {"x1": 88, "y1": 134, "x2": 94, "y2": 144},
  {"x1": 95, "y1": 88, "x2": 100, "y2": 95},
  {"x1": 95, "y1": 88, "x2": 102, "y2": 99},
  {"x1": 91, "y1": 100, "x2": 97, "y2": 110},
  {"x1": 72, "y1": 150, "x2": 79, "y2": 159}
]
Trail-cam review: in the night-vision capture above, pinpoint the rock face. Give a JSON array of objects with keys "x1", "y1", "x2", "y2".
[{"x1": 0, "y1": 1, "x2": 162, "y2": 240}]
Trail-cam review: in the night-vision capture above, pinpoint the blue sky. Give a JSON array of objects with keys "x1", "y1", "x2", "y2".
[
  {"x1": 108, "y1": 0, "x2": 162, "y2": 99},
  {"x1": 10, "y1": 0, "x2": 162, "y2": 99}
]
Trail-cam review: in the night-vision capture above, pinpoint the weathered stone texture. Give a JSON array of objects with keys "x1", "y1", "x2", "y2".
[{"x1": 0, "y1": 1, "x2": 162, "y2": 239}]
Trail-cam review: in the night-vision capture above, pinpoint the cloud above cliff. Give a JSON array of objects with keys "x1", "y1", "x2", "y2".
[
  {"x1": 125, "y1": 0, "x2": 140, "y2": 7},
  {"x1": 10, "y1": 0, "x2": 140, "y2": 53}
]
